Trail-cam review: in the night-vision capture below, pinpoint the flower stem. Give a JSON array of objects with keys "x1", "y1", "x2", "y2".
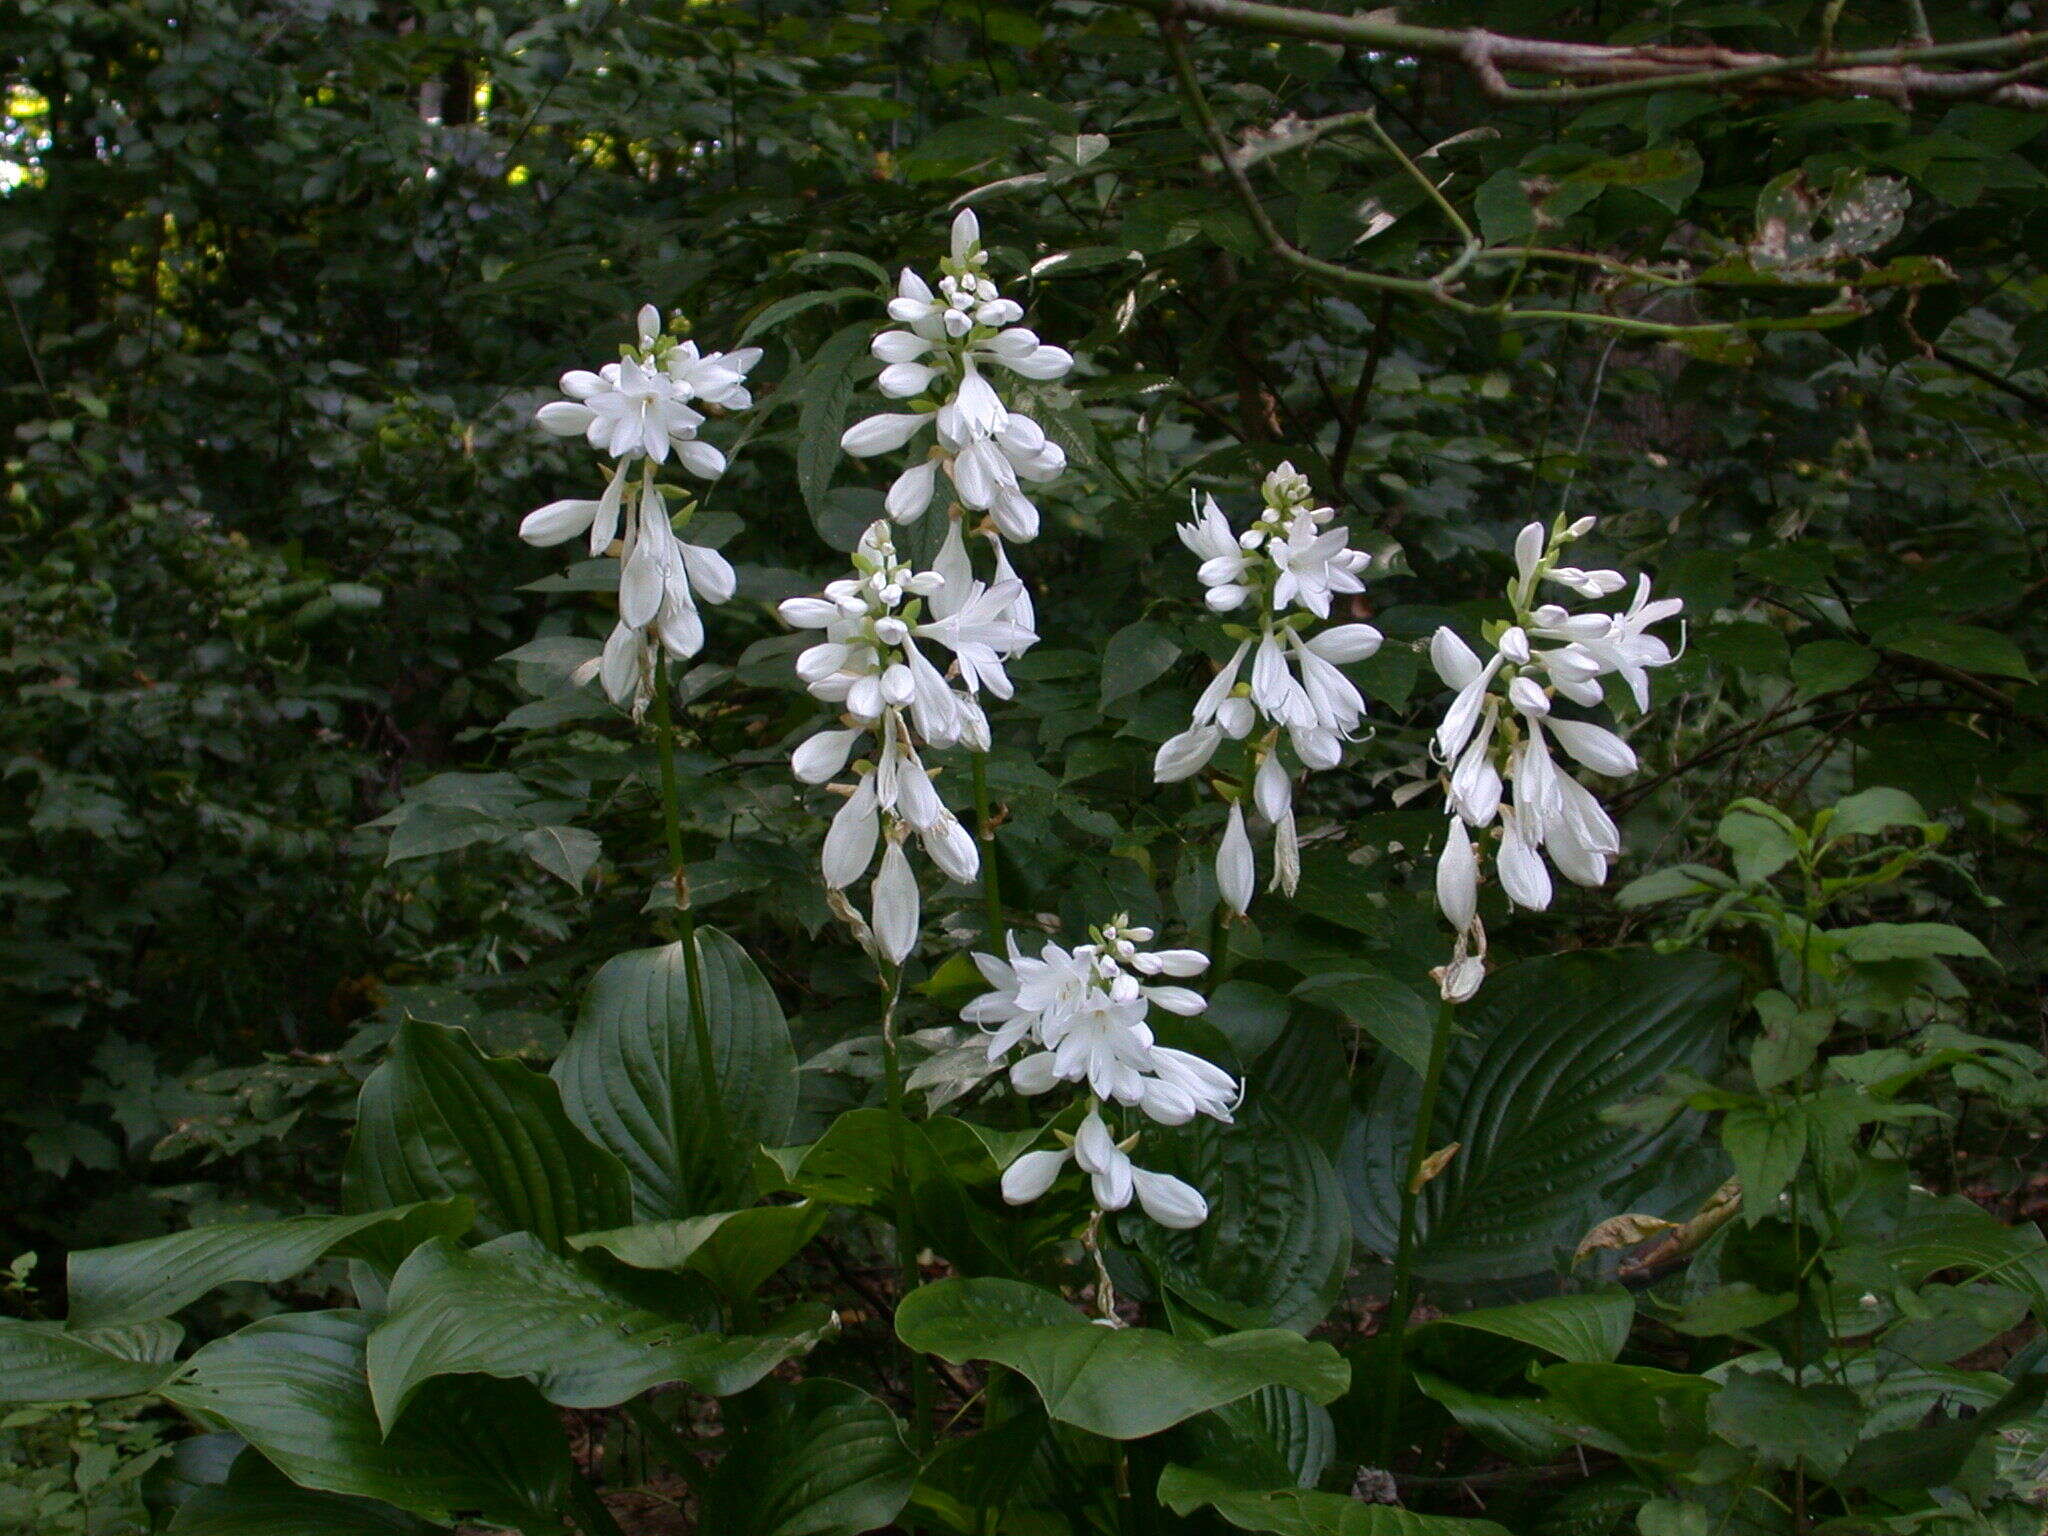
[
  {"x1": 877, "y1": 960, "x2": 935, "y2": 1449},
  {"x1": 1375, "y1": 993, "x2": 1456, "y2": 1468},
  {"x1": 652, "y1": 650, "x2": 737, "y2": 1206},
  {"x1": 971, "y1": 751, "x2": 1005, "y2": 948}
]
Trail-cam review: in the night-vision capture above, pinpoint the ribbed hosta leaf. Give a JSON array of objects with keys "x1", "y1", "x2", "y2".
[
  {"x1": 569, "y1": 1200, "x2": 826, "y2": 1301},
  {"x1": 1413, "y1": 1291, "x2": 1635, "y2": 1367},
  {"x1": 162, "y1": 1311, "x2": 569, "y2": 1531},
  {"x1": 554, "y1": 929, "x2": 799, "y2": 1218},
  {"x1": 365, "y1": 1233, "x2": 834, "y2": 1427},
  {"x1": 168, "y1": 1450, "x2": 446, "y2": 1535},
  {"x1": 702, "y1": 1379, "x2": 916, "y2": 1536},
  {"x1": 1158, "y1": 1464, "x2": 1512, "y2": 1534},
  {"x1": 1344, "y1": 949, "x2": 1739, "y2": 1282},
  {"x1": 895, "y1": 1278, "x2": 1348, "y2": 1440},
  {"x1": 0, "y1": 1316, "x2": 181, "y2": 1403},
  {"x1": 1130, "y1": 1108, "x2": 1349, "y2": 1333},
  {"x1": 68, "y1": 1200, "x2": 473, "y2": 1327},
  {"x1": 344, "y1": 1020, "x2": 630, "y2": 1252}
]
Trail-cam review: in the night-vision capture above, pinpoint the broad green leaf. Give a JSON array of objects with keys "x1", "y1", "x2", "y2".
[
  {"x1": 1834, "y1": 922, "x2": 1992, "y2": 964},
  {"x1": 1720, "y1": 1103, "x2": 1807, "y2": 1218},
  {"x1": 1412, "y1": 1291, "x2": 1633, "y2": 1366},
  {"x1": 1708, "y1": 1370, "x2": 1862, "y2": 1475},
  {"x1": 1716, "y1": 803, "x2": 1799, "y2": 886},
  {"x1": 1129, "y1": 1109, "x2": 1349, "y2": 1333},
  {"x1": 1837, "y1": 1357, "x2": 2048, "y2": 1492},
  {"x1": 1291, "y1": 971, "x2": 1432, "y2": 1075},
  {"x1": 1749, "y1": 989, "x2": 1831, "y2": 1091},
  {"x1": 1877, "y1": 621, "x2": 2032, "y2": 682},
  {"x1": 365, "y1": 1234, "x2": 833, "y2": 1426},
  {"x1": 0, "y1": 1316, "x2": 181, "y2": 1403},
  {"x1": 1869, "y1": 1195, "x2": 2048, "y2": 1319},
  {"x1": 169, "y1": 1451, "x2": 446, "y2": 1535},
  {"x1": 1790, "y1": 639, "x2": 1878, "y2": 699},
  {"x1": 700, "y1": 1379, "x2": 916, "y2": 1536},
  {"x1": 554, "y1": 930, "x2": 800, "y2": 1219},
  {"x1": 344, "y1": 1019, "x2": 631, "y2": 1252},
  {"x1": 1156, "y1": 1464, "x2": 1510, "y2": 1534},
  {"x1": 162, "y1": 1311, "x2": 569, "y2": 1531},
  {"x1": 517, "y1": 825, "x2": 600, "y2": 890},
  {"x1": 1180, "y1": 1382, "x2": 1336, "y2": 1491},
  {"x1": 1410, "y1": 1373, "x2": 1575, "y2": 1464},
  {"x1": 1822, "y1": 786, "x2": 1929, "y2": 842},
  {"x1": 1616, "y1": 864, "x2": 1730, "y2": 908},
  {"x1": 570, "y1": 1201, "x2": 826, "y2": 1301},
  {"x1": 67, "y1": 1200, "x2": 474, "y2": 1328},
  {"x1": 739, "y1": 285, "x2": 874, "y2": 344},
  {"x1": 1099, "y1": 620, "x2": 1181, "y2": 706},
  {"x1": 895, "y1": 1278, "x2": 1348, "y2": 1439},
  {"x1": 1206, "y1": 979, "x2": 1291, "y2": 1060},
  {"x1": 1344, "y1": 950, "x2": 1739, "y2": 1281},
  {"x1": 797, "y1": 323, "x2": 875, "y2": 528},
  {"x1": 1531, "y1": 1362, "x2": 1717, "y2": 1462}
]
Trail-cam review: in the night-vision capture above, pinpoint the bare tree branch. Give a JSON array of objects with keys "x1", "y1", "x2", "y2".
[{"x1": 1125, "y1": 0, "x2": 2048, "y2": 110}]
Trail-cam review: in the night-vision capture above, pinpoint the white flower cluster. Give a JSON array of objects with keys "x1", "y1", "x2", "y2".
[
  {"x1": 839, "y1": 210, "x2": 1072, "y2": 543},
  {"x1": 781, "y1": 520, "x2": 1036, "y2": 963},
  {"x1": 963, "y1": 918, "x2": 1237, "y2": 1230},
  {"x1": 1427, "y1": 517, "x2": 1683, "y2": 1001},
  {"x1": 1154, "y1": 464, "x2": 1383, "y2": 914},
  {"x1": 519, "y1": 305, "x2": 762, "y2": 717}
]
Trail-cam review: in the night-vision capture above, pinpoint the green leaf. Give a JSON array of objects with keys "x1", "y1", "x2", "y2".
[
  {"x1": 517, "y1": 825, "x2": 600, "y2": 890},
  {"x1": 1790, "y1": 639, "x2": 1878, "y2": 699},
  {"x1": 1749, "y1": 990, "x2": 1832, "y2": 1091},
  {"x1": 1412, "y1": 1291, "x2": 1633, "y2": 1366},
  {"x1": 1616, "y1": 864, "x2": 1729, "y2": 908},
  {"x1": 0, "y1": 1316, "x2": 181, "y2": 1403},
  {"x1": 569, "y1": 1201, "x2": 826, "y2": 1301},
  {"x1": 1531, "y1": 1362, "x2": 1717, "y2": 1462},
  {"x1": 1129, "y1": 1109, "x2": 1349, "y2": 1333},
  {"x1": 1834, "y1": 922, "x2": 1992, "y2": 964},
  {"x1": 1410, "y1": 1373, "x2": 1576, "y2": 1464},
  {"x1": 344, "y1": 1019, "x2": 631, "y2": 1253},
  {"x1": 1180, "y1": 1381, "x2": 1336, "y2": 1491},
  {"x1": 1344, "y1": 950, "x2": 1739, "y2": 1281},
  {"x1": 1100, "y1": 620, "x2": 1181, "y2": 707},
  {"x1": 67, "y1": 1200, "x2": 474, "y2": 1328},
  {"x1": 797, "y1": 323, "x2": 877, "y2": 531},
  {"x1": 1716, "y1": 803, "x2": 1800, "y2": 886},
  {"x1": 1708, "y1": 1371, "x2": 1863, "y2": 1475},
  {"x1": 1292, "y1": 971, "x2": 1432, "y2": 1075},
  {"x1": 162, "y1": 1311, "x2": 569, "y2": 1531},
  {"x1": 169, "y1": 1451, "x2": 446, "y2": 1536},
  {"x1": 1720, "y1": 1103, "x2": 1807, "y2": 1217},
  {"x1": 555, "y1": 931, "x2": 799, "y2": 1219},
  {"x1": 365, "y1": 1234, "x2": 834, "y2": 1428},
  {"x1": 1206, "y1": 980, "x2": 1291, "y2": 1061},
  {"x1": 1156, "y1": 1464, "x2": 1511, "y2": 1534},
  {"x1": 700, "y1": 1379, "x2": 916, "y2": 1536},
  {"x1": 1877, "y1": 621, "x2": 2033, "y2": 682},
  {"x1": 895, "y1": 1278, "x2": 1349, "y2": 1439},
  {"x1": 739, "y1": 286, "x2": 874, "y2": 344},
  {"x1": 1473, "y1": 170, "x2": 1535, "y2": 246},
  {"x1": 1823, "y1": 786, "x2": 1929, "y2": 842}
]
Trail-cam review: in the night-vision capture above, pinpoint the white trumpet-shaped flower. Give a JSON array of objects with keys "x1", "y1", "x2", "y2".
[
  {"x1": 1420, "y1": 516, "x2": 1683, "y2": 999},
  {"x1": 527, "y1": 306, "x2": 760, "y2": 717},
  {"x1": 966, "y1": 918, "x2": 1234, "y2": 1231},
  {"x1": 1155, "y1": 465, "x2": 1381, "y2": 911},
  {"x1": 840, "y1": 211, "x2": 1072, "y2": 544}
]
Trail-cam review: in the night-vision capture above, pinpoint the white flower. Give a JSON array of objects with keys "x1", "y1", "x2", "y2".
[
  {"x1": 1131, "y1": 1167, "x2": 1208, "y2": 1229},
  {"x1": 1001, "y1": 1147, "x2": 1070, "y2": 1205},
  {"x1": 1270, "y1": 508, "x2": 1370, "y2": 619},
  {"x1": 872, "y1": 835, "x2": 921, "y2": 964},
  {"x1": 535, "y1": 308, "x2": 755, "y2": 479},
  {"x1": 1436, "y1": 823, "x2": 1478, "y2": 931},
  {"x1": 839, "y1": 212, "x2": 1072, "y2": 543},
  {"x1": 1217, "y1": 803, "x2": 1256, "y2": 916}
]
